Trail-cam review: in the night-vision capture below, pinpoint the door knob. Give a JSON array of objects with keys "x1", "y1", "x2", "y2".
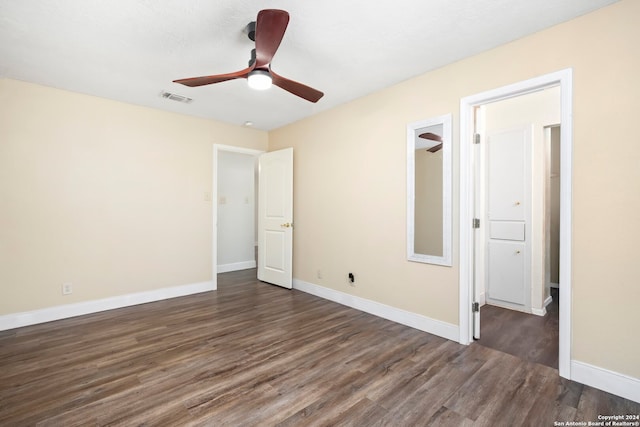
[{"x1": 281, "y1": 222, "x2": 292, "y2": 228}]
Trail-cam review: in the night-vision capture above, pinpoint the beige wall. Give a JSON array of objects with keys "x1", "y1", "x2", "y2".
[
  {"x1": 0, "y1": 78, "x2": 267, "y2": 314},
  {"x1": 269, "y1": 0, "x2": 640, "y2": 378}
]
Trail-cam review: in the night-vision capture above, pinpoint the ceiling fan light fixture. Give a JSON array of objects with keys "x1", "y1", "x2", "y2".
[
  {"x1": 247, "y1": 70, "x2": 272, "y2": 90},
  {"x1": 173, "y1": 10, "x2": 323, "y2": 102}
]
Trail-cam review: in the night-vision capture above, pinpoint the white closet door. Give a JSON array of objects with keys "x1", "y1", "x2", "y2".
[{"x1": 486, "y1": 126, "x2": 531, "y2": 310}]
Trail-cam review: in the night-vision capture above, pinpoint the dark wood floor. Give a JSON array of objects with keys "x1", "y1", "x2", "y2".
[
  {"x1": 477, "y1": 288, "x2": 559, "y2": 369},
  {"x1": 1, "y1": 271, "x2": 637, "y2": 426}
]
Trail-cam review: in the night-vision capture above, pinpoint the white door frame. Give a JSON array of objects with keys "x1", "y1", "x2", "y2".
[
  {"x1": 212, "y1": 144, "x2": 265, "y2": 290},
  {"x1": 459, "y1": 68, "x2": 573, "y2": 379}
]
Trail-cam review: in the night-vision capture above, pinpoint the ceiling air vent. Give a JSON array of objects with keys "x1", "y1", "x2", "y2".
[{"x1": 159, "y1": 91, "x2": 193, "y2": 104}]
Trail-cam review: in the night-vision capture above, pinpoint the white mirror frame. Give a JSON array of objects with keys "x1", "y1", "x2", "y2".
[{"x1": 407, "y1": 113, "x2": 452, "y2": 266}]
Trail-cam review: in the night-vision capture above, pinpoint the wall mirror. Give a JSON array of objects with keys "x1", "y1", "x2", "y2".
[{"x1": 407, "y1": 114, "x2": 452, "y2": 266}]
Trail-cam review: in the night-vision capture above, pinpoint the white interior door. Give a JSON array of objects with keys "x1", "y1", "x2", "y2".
[
  {"x1": 257, "y1": 148, "x2": 293, "y2": 289},
  {"x1": 485, "y1": 125, "x2": 532, "y2": 311},
  {"x1": 472, "y1": 107, "x2": 484, "y2": 340}
]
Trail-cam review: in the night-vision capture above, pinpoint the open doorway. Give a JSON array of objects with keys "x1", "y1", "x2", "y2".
[
  {"x1": 212, "y1": 144, "x2": 264, "y2": 290},
  {"x1": 471, "y1": 88, "x2": 561, "y2": 369},
  {"x1": 459, "y1": 69, "x2": 573, "y2": 379}
]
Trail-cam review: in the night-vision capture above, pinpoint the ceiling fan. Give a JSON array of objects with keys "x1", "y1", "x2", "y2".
[
  {"x1": 419, "y1": 132, "x2": 443, "y2": 153},
  {"x1": 173, "y1": 9, "x2": 324, "y2": 103}
]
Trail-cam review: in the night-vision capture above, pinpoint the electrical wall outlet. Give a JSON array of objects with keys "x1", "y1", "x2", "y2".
[
  {"x1": 62, "y1": 282, "x2": 73, "y2": 295},
  {"x1": 348, "y1": 272, "x2": 355, "y2": 286}
]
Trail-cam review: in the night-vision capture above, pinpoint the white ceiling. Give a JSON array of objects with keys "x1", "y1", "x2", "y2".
[{"x1": 0, "y1": 0, "x2": 618, "y2": 130}]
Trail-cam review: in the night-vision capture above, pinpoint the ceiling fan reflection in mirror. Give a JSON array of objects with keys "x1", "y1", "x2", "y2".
[
  {"x1": 419, "y1": 132, "x2": 443, "y2": 153},
  {"x1": 173, "y1": 9, "x2": 324, "y2": 103}
]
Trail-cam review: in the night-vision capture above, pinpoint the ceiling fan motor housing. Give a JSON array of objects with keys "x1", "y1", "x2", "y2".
[
  {"x1": 245, "y1": 21, "x2": 256, "y2": 41},
  {"x1": 246, "y1": 22, "x2": 257, "y2": 66}
]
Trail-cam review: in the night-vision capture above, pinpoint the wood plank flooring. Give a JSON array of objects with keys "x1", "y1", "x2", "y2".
[
  {"x1": 1, "y1": 270, "x2": 638, "y2": 426},
  {"x1": 477, "y1": 288, "x2": 559, "y2": 369}
]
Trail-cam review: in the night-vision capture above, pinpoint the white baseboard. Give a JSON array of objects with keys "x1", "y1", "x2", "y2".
[
  {"x1": 531, "y1": 307, "x2": 547, "y2": 316},
  {"x1": 571, "y1": 360, "x2": 640, "y2": 404},
  {"x1": 292, "y1": 278, "x2": 459, "y2": 342},
  {"x1": 217, "y1": 260, "x2": 256, "y2": 273},
  {"x1": 0, "y1": 280, "x2": 214, "y2": 332},
  {"x1": 478, "y1": 292, "x2": 486, "y2": 306},
  {"x1": 531, "y1": 295, "x2": 553, "y2": 316}
]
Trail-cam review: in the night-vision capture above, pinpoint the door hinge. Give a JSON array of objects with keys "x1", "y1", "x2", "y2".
[
  {"x1": 473, "y1": 218, "x2": 480, "y2": 229},
  {"x1": 474, "y1": 133, "x2": 481, "y2": 144},
  {"x1": 472, "y1": 302, "x2": 480, "y2": 313}
]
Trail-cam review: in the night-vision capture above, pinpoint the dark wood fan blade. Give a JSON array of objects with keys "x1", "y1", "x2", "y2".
[
  {"x1": 271, "y1": 69, "x2": 324, "y2": 103},
  {"x1": 418, "y1": 132, "x2": 442, "y2": 142},
  {"x1": 254, "y1": 9, "x2": 289, "y2": 68},
  {"x1": 427, "y1": 143, "x2": 443, "y2": 153},
  {"x1": 173, "y1": 66, "x2": 253, "y2": 87}
]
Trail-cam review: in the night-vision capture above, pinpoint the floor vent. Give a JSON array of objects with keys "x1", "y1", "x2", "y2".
[{"x1": 159, "y1": 91, "x2": 193, "y2": 104}]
